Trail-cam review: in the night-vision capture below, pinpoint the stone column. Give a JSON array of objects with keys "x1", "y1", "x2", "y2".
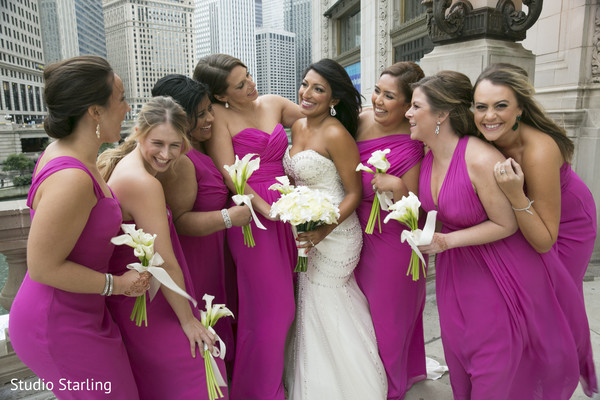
[{"x1": 419, "y1": 0, "x2": 542, "y2": 82}]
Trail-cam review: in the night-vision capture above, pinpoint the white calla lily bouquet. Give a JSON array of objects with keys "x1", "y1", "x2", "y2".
[
  {"x1": 199, "y1": 294, "x2": 234, "y2": 400},
  {"x1": 269, "y1": 177, "x2": 340, "y2": 272},
  {"x1": 223, "y1": 153, "x2": 266, "y2": 247},
  {"x1": 111, "y1": 224, "x2": 198, "y2": 326},
  {"x1": 356, "y1": 149, "x2": 394, "y2": 234},
  {"x1": 383, "y1": 192, "x2": 437, "y2": 281}
]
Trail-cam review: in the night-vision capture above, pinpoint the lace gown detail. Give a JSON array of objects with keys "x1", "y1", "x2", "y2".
[{"x1": 284, "y1": 149, "x2": 387, "y2": 400}]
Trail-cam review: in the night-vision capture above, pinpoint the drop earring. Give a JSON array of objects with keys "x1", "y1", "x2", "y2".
[
  {"x1": 96, "y1": 123, "x2": 101, "y2": 139},
  {"x1": 512, "y1": 115, "x2": 521, "y2": 131},
  {"x1": 434, "y1": 121, "x2": 440, "y2": 135},
  {"x1": 330, "y1": 105, "x2": 336, "y2": 117},
  {"x1": 225, "y1": 101, "x2": 230, "y2": 109}
]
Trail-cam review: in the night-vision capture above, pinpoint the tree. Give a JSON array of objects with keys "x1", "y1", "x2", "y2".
[
  {"x1": 2, "y1": 154, "x2": 35, "y2": 172},
  {"x1": 2, "y1": 153, "x2": 35, "y2": 187}
]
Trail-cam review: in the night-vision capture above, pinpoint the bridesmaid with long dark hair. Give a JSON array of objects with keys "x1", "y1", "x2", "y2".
[
  {"x1": 194, "y1": 53, "x2": 303, "y2": 400},
  {"x1": 354, "y1": 61, "x2": 427, "y2": 399}
]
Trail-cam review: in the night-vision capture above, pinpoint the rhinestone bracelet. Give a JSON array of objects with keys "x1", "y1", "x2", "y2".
[
  {"x1": 512, "y1": 197, "x2": 534, "y2": 215},
  {"x1": 221, "y1": 208, "x2": 233, "y2": 229}
]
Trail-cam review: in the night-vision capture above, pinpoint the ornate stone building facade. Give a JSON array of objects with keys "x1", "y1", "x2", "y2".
[{"x1": 311, "y1": 0, "x2": 600, "y2": 262}]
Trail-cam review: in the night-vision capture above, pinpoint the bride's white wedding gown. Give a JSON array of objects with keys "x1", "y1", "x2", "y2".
[{"x1": 284, "y1": 148, "x2": 387, "y2": 400}]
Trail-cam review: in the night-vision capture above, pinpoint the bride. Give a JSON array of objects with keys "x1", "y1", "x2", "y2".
[{"x1": 284, "y1": 58, "x2": 387, "y2": 399}]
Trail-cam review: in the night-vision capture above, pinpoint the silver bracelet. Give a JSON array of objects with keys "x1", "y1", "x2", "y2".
[
  {"x1": 106, "y1": 273, "x2": 114, "y2": 296},
  {"x1": 221, "y1": 208, "x2": 233, "y2": 229},
  {"x1": 512, "y1": 197, "x2": 534, "y2": 215},
  {"x1": 101, "y1": 273, "x2": 110, "y2": 296}
]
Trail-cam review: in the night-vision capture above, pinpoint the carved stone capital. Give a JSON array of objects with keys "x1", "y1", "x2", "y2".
[{"x1": 424, "y1": 0, "x2": 543, "y2": 45}]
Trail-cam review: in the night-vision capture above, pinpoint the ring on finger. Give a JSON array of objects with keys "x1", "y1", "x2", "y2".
[{"x1": 309, "y1": 240, "x2": 315, "y2": 247}]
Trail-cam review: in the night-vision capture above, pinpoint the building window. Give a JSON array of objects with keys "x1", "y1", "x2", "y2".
[
  {"x1": 394, "y1": 36, "x2": 433, "y2": 62},
  {"x1": 339, "y1": 6, "x2": 360, "y2": 54}
]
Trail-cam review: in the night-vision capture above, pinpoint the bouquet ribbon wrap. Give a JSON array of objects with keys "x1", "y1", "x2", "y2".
[
  {"x1": 126, "y1": 252, "x2": 197, "y2": 308},
  {"x1": 232, "y1": 193, "x2": 266, "y2": 230},
  {"x1": 204, "y1": 326, "x2": 227, "y2": 387},
  {"x1": 399, "y1": 210, "x2": 437, "y2": 267}
]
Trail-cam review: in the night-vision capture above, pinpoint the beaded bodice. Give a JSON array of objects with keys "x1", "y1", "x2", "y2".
[{"x1": 283, "y1": 149, "x2": 345, "y2": 207}]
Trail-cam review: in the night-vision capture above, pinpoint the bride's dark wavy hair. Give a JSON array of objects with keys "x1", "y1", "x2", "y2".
[{"x1": 303, "y1": 59, "x2": 362, "y2": 137}]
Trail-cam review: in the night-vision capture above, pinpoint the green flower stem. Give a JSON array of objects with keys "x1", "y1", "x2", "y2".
[
  {"x1": 130, "y1": 292, "x2": 148, "y2": 327},
  {"x1": 204, "y1": 350, "x2": 224, "y2": 399},
  {"x1": 365, "y1": 195, "x2": 380, "y2": 234},
  {"x1": 242, "y1": 225, "x2": 255, "y2": 248},
  {"x1": 294, "y1": 256, "x2": 307, "y2": 272}
]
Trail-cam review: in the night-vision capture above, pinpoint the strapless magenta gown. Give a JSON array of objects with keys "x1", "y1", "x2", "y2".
[
  {"x1": 178, "y1": 148, "x2": 235, "y2": 360},
  {"x1": 228, "y1": 124, "x2": 296, "y2": 400},
  {"x1": 354, "y1": 134, "x2": 427, "y2": 399},
  {"x1": 10, "y1": 156, "x2": 139, "y2": 399},
  {"x1": 106, "y1": 210, "x2": 228, "y2": 400},
  {"x1": 420, "y1": 137, "x2": 594, "y2": 399}
]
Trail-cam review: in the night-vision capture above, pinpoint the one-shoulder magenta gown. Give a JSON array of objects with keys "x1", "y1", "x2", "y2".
[
  {"x1": 228, "y1": 124, "x2": 296, "y2": 400},
  {"x1": 106, "y1": 210, "x2": 228, "y2": 400},
  {"x1": 420, "y1": 136, "x2": 594, "y2": 399},
  {"x1": 354, "y1": 134, "x2": 427, "y2": 399},
  {"x1": 10, "y1": 156, "x2": 139, "y2": 399}
]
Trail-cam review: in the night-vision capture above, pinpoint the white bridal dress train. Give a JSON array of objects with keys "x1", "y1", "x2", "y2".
[{"x1": 284, "y1": 148, "x2": 387, "y2": 400}]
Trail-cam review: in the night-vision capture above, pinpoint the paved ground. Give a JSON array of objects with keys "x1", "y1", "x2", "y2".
[
  {"x1": 2, "y1": 265, "x2": 600, "y2": 399},
  {"x1": 405, "y1": 265, "x2": 600, "y2": 400}
]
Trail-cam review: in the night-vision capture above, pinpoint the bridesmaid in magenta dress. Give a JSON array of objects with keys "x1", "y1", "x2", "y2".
[
  {"x1": 410, "y1": 71, "x2": 593, "y2": 399},
  {"x1": 194, "y1": 54, "x2": 303, "y2": 400},
  {"x1": 153, "y1": 75, "x2": 252, "y2": 367},
  {"x1": 9, "y1": 56, "x2": 148, "y2": 399},
  {"x1": 473, "y1": 63, "x2": 597, "y2": 292},
  {"x1": 97, "y1": 96, "x2": 228, "y2": 400},
  {"x1": 354, "y1": 62, "x2": 427, "y2": 399}
]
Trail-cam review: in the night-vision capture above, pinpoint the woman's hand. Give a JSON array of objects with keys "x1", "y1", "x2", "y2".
[
  {"x1": 181, "y1": 317, "x2": 216, "y2": 358},
  {"x1": 296, "y1": 224, "x2": 335, "y2": 250},
  {"x1": 371, "y1": 173, "x2": 406, "y2": 195},
  {"x1": 113, "y1": 271, "x2": 151, "y2": 297},
  {"x1": 417, "y1": 233, "x2": 449, "y2": 255},
  {"x1": 494, "y1": 158, "x2": 525, "y2": 200},
  {"x1": 228, "y1": 205, "x2": 252, "y2": 227}
]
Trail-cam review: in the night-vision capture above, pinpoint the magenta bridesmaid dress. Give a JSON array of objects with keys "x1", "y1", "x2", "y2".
[
  {"x1": 420, "y1": 136, "x2": 594, "y2": 399},
  {"x1": 354, "y1": 135, "x2": 427, "y2": 399},
  {"x1": 178, "y1": 148, "x2": 235, "y2": 361},
  {"x1": 10, "y1": 156, "x2": 139, "y2": 399},
  {"x1": 106, "y1": 210, "x2": 228, "y2": 400},
  {"x1": 555, "y1": 162, "x2": 597, "y2": 289},
  {"x1": 227, "y1": 124, "x2": 296, "y2": 400}
]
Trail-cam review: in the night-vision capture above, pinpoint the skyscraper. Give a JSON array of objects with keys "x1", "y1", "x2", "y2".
[
  {"x1": 39, "y1": 0, "x2": 107, "y2": 64},
  {"x1": 0, "y1": 0, "x2": 46, "y2": 125},
  {"x1": 284, "y1": 0, "x2": 311, "y2": 90},
  {"x1": 255, "y1": 28, "x2": 296, "y2": 102},
  {"x1": 194, "y1": 0, "x2": 256, "y2": 75},
  {"x1": 261, "y1": 0, "x2": 283, "y2": 29},
  {"x1": 103, "y1": 0, "x2": 195, "y2": 116}
]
